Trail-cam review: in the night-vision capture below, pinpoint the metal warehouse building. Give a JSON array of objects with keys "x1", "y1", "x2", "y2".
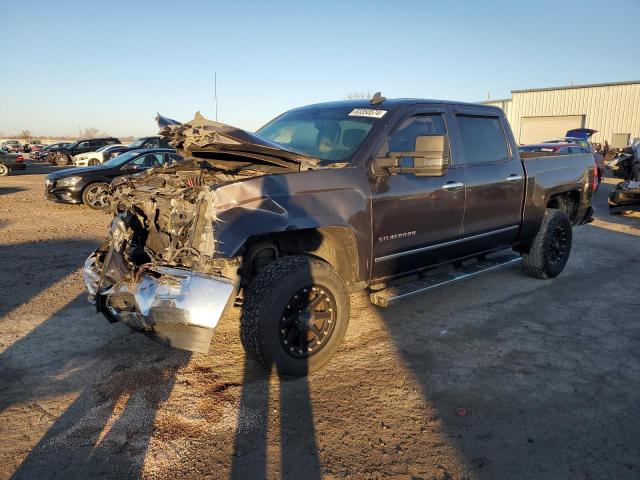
[{"x1": 483, "y1": 80, "x2": 640, "y2": 147}]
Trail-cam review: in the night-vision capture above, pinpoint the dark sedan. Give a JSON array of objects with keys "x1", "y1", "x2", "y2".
[
  {"x1": 0, "y1": 152, "x2": 26, "y2": 176},
  {"x1": 32, "y1": 142, "x2": 73, "y2": 160},
  {"x1": 45, "y1": 148, "x2": 183, "y2": 209}
]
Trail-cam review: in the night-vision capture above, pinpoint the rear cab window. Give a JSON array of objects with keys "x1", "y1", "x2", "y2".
[{"x1": 456, "y1": 115, "x2": 510, "y2": 164}]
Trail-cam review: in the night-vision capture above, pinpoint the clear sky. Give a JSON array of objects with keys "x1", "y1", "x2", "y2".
[{"x1": 1, "y1": 0, "x2": 639, "y2": 138}]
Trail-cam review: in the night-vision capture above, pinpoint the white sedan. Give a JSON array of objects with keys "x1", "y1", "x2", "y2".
[{"x1": 73, "y1": 144, "x2": 127, "y2": 166}]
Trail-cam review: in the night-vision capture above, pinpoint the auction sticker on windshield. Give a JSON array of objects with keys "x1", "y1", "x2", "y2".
[{"x1": 348, "y1": 109, "x2": 387, "y2": 118}]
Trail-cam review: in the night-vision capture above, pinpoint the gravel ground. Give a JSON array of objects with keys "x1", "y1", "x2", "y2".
[{"x1": 0, "y1": 160, "x2": 639, "y2": 480}]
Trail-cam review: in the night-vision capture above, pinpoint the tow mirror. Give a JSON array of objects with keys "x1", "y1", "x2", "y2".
[{"x1": 372, "y1": 134, "x2": 450, "y2": 177}]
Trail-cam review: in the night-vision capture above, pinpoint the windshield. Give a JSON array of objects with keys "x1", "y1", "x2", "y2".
[
  {"x1": 101, "y1": 150, "x2": 140, "y2": 168},
  {"x1": 128, "y1": 138, "x2": 149, "y2": 148},
  {"x1": 519, "y1": 146, "x2": 556, "y2": 152},
  {"x1": 256, "y1": 107, "x2": 378, "y2": 163}
]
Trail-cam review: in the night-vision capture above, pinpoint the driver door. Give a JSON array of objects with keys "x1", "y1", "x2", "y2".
[{"x1": 370, "y1": 108, "x2": 465, "y2": 279}]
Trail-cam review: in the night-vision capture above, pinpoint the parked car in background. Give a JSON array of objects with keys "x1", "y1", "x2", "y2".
[
  {"x1": 607, "y1": 146, "x2": 638, "y2": 180},
  {"x1": 73, "y1": 144, "x2": 128, "y2": 166},
  {"x1": 49, "y1": 137, "x2": 121, "y2": 166},
  {"x1": 1, "y1": 140, "x2": 22, "y2": 153},
  {"x1": 544, "y1": 137, "x2": 592, "y2": 150},
  {"x1": 27, "y1": 144, "x2": 44, "y2": 153},
  {"x1": 107, "y1": 136, "x2": 173, "y2": 158},
  {"x1": 544, "y1": 128, "x2": 604, "y2": 176},
  {"x1": 520, "y1": 142, "x2": 602, "y2": 182},
  {"x1": 0, "y1": 152, "x2": 26, "y2": 176},
  {"x1": 519, "y1": 142, "x2": 589, "y2": 154},
  {"x1": 45, "y1": 148, "x2": 183, "y2": 209},
  {"x1": 32, "y1": 142, "x2": 73, "y2": 160}
]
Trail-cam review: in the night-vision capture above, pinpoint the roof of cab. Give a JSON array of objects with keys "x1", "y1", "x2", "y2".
[{"x1": 293, "y1": 98, "x2": 500, "y2": 112}]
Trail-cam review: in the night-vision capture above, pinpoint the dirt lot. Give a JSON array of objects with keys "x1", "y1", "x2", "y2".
[{"x1": 0, "y1": 160, "x2": 639, "y2": 480}]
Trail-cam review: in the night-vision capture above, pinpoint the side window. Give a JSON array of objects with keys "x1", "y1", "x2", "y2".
[
  {"x1": 457, "y1": 115, "x2": 509, "y2": 164},
  {"x1": 130, "y1": 153, "x2": 164, "y2": 168},
  {"x1": 143, "y1": 138, "x2": 159, "y2": 148},
  {"x1": 89, "y1": 140, "x2": 103, "y2": 149},
  {"x1": 169, "y1": 153, "x2": 183, "y2": 163},
  {"x1": 106, "y1": 139, "x2": 118, "y2": 145},
  {"x1": 379, "y1": 114, "x2": 448, "y2": 168},
  {"x1": 77, "y1": 141, "x2": 90, "y2": 149}
]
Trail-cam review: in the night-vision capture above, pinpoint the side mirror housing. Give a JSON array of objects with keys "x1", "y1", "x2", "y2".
[
  {"x1": 123, "y1": 163, "x2": 141, "y2": 171},
  {"x1": 372, "y1": 134, "x2": 450, "y2": 177}
]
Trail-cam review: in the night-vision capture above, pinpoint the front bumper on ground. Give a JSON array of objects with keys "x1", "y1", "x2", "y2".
[{"x1": 83, "y1": 248, "x2": 236, "y2": 353}]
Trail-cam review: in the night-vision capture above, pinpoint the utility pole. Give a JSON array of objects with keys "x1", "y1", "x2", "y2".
[{"x1": 214, "y1": 72, "x2": 218, "y2": 121}]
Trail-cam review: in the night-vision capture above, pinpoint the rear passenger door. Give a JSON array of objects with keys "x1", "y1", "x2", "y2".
[{"x1": 452, "y1": 110, "x2": 525, "y2": 253}]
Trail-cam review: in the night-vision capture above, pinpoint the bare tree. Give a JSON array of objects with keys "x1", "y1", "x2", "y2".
[
  {"x1": 345, "y1": 91, "x2": 374, "y2": 100},
  {"x1": 82, "y1": 127, "x2": 99, "y2": 138},
  {"x1": 19, "y1": 130, "x2": 32, "y2": 141}
]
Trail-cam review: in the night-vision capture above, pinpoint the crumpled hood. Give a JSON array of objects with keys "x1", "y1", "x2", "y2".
[{"x1": 156, "y1": 112, "x2": 319, "y2": 171}]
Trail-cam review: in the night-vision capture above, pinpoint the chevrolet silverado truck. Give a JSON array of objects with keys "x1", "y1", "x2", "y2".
[{"x1": 83, "y1": 97, "x2": 596, "y2": 376}]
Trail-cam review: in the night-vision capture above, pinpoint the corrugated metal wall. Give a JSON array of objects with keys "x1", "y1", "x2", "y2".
[
  {"x1": 482, "y1": 82, "x2": 640, "y2": 145},
  {"x1": 510, "y1": 83, "x2": 640, "y2": 144},
  {"x1": 483, "y1": 99, "x2": 512, "y2": 119}
]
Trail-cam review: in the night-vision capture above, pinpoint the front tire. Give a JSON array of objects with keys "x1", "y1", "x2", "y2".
[
  {"x1": 241, "y1": 255, "x2": 350, "y2": 377},
  {"x1": 82, "y1": 182, "x2": 111, "y2": 210},
  {"x1": 0, "y1": 164, "x2": 9, "y2": 176},
  {"x1": 521, "y1": 208, "x2": 572, "y2": 279}
]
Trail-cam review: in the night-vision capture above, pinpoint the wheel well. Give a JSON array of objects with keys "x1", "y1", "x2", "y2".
[
  {"x1": 240, "y1": 227, "x2": 360, "y2": 290},
  {"x1": 547, "y1": 190, "x2": 580, "y2": 224}
]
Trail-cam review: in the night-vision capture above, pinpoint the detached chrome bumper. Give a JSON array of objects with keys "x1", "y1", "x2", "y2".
[{"x1": 84, "y1": 249, "x2": 236, "y2": 353}]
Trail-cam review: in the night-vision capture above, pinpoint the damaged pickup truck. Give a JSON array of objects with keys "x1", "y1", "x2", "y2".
[{"x1": 84, "y1": 97, "x2": 596, "y2": 376}]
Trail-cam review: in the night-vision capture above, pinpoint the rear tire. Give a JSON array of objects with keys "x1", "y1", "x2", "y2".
[
  {"x1": 241, "y1": 255, "x2": 350, "y2": 377},
  {"x1": 56, "y1": 154, "x2": 70, "y2": 166},
  {"x1": 521, "y1": 208, "x2": 572, "y2": 279},
  {"x1": 0, "y1": 164, "x2": 9, "y2": 176},
  {"x1": 82, "y1": 182, "x2": 111, "y2": 210}
]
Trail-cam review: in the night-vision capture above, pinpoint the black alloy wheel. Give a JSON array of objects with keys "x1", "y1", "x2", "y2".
[
  {"x1": 279, "y1": 285, "x2": 338, "y2": 358},
  {"x1": 546, "y1": 224, "x2": 569, "y2": 264}
]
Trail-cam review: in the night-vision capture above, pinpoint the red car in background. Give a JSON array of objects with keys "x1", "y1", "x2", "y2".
[{"x1": 519, "y1": 142, "x2": 602, "y2": 184}]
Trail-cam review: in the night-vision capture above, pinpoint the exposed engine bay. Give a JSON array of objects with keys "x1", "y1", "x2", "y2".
[
  {"x1": 82, "y1": 112, "x2": 320, "y2": 352},
  {"x1": 107, "y1": 111, "x2": 318, "y2": 274}
]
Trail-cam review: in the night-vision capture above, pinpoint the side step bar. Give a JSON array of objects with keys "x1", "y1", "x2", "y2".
[{"x1": 370, "y1": 254, "x2": 522, "y2": 307}]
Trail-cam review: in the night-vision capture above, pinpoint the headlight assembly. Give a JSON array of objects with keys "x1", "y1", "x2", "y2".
[{"x1": 56, "y1": 176, "x2": 83, "y2": 187}]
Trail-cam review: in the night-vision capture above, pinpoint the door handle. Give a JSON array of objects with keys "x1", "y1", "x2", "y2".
[
  {"x1": 442, "y1": 181, "x2": 464, "y2": 191},
  {"x1": 506, "y1": 174, "x2": 523, "y2": 181}
]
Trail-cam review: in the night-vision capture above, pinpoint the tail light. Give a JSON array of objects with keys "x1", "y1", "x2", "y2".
[
  {"x1": 592, "y1": 163, "x2": 599, "y2": 191},
  {"x1": 15, "y1": 155, "x2": 24, "y2": 162}
]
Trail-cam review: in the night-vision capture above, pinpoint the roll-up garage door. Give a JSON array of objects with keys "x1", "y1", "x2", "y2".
[{"x1": 519, "y1": 115, "x2": 585, "y2": 144}]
